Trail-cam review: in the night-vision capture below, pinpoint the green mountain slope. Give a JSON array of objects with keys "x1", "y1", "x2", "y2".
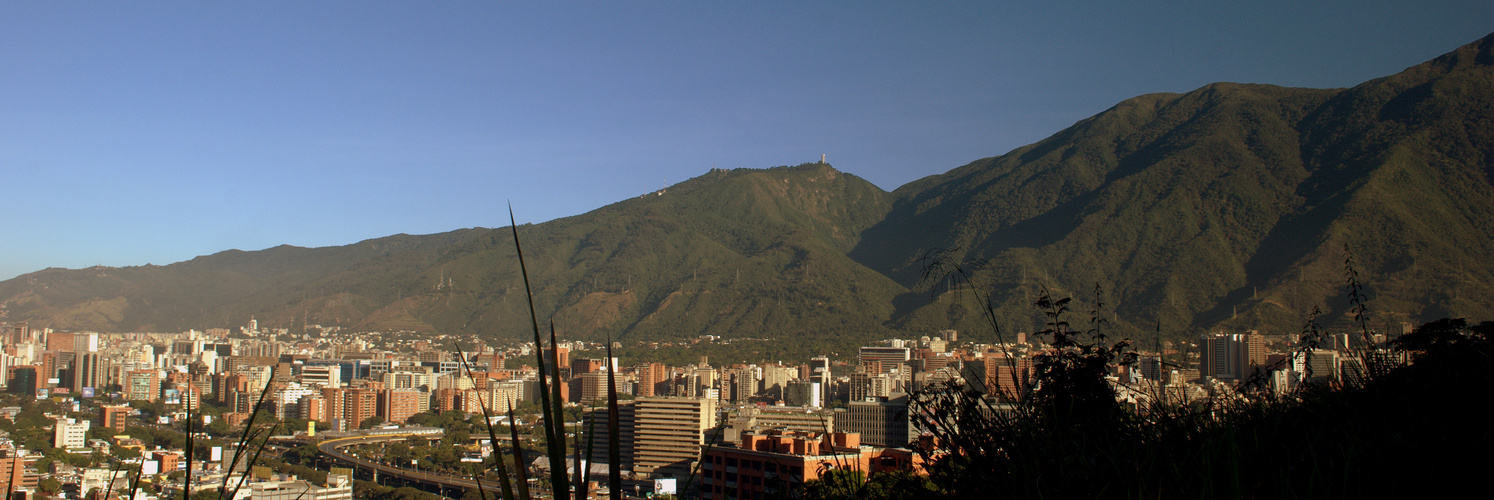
[{"x1": 855, "y1": 33, "x2": 1494, "y2": 339}]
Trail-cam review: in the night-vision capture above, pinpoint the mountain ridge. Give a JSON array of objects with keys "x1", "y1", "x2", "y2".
[{"x1": 5, "y1": 33, "x2": 1492, "y2": 345}]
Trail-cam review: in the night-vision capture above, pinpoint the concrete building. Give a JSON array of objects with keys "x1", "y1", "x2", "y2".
[
  {"x1": 583, "y1": 400, "x2": 636, "y2": 470},
  {"x1": 380, "y1": 388, "x2": 424, "y2": 424},
  {"x1": 242, "y1": 473, "x2": 352, "y2": 500},
  {"x1": 834, "y1": 394, "x2": 911, "y2": 448},
  {"x1": 100, "y1": 405, "x2": 131, "y2": 432},
  {"x1": 127, "y1": 370, "x2": 161, "y2": 401},
  {"x1": 632, "y1": 397, "x2": 718, "y2": 477},
  {"x1": 54, "y1": 417, "x2": 91, "y2": 448},
  {"x1": 700, "y1": 430, "x2": 918, "y2": 500}
]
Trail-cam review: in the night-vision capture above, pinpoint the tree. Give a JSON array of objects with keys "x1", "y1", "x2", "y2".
[
  {"x1": 360, "y1": 416, "x2": 386, "y2": 429},
  {"x1": 39, "y1": 477, "x2": 61, "y2": 494}
]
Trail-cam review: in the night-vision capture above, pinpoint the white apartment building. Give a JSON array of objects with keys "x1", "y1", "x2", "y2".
[{"x1": 54, "y1": 417, "x2": 91, "y2": 448}]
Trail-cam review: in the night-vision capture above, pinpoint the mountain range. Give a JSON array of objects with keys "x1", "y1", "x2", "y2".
[{"x1": 5, "y1": 33, "x2": 1492, "y2": 347}]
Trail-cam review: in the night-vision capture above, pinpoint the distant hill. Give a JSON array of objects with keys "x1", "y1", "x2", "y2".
[{"x1": 4, "y1": 33, "x2": 1492, "y2": 345}]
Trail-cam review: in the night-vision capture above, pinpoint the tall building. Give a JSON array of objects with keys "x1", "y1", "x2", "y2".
[
  {"x1": 1200, "y1": 333, "x2": 1259, "y2": 380},
  {"x1": 10, "y1": 322, "x2": 29, "y2": 346},
  {"x1": 834, "y1": 394, "x2": 911, "y2": 448},
  {"x1": 635, "y1": 362, "x2": 668, "y2": 397},
  {"x1": 342, "y1": 388, "x2": 379, "y2": 429},
  {"x1": 127, "y1": 370, "x2": 161, "y2": 402},
  {"x1": 578, "y1": 371, "x2": 624, "y2": 403},
  {"x1": 72, "y1": 351, "x2": 103, "y2": 395},
  {"x1": 981, "y1": 355, "x2": 1034, "y2": 400},
  {"x1": 9, "y1": 366, "x2": 38, "y2": 395},
  {"x1": 583, "y1": 400, "x2": 636, "y2": 470},
  {"x1": 379, "y1": 388, "x2": 423, "y2": 424},
  {"x1": 632, "y1": 397, "x2": 718, "y2": 477},
  {"x1": 808, "y1": 356, "x2": 832, "y2": 388}
]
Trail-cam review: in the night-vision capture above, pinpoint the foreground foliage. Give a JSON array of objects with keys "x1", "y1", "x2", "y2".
[{"x1": 814, "y1": 315, "x2": 1492, "y2": 499}]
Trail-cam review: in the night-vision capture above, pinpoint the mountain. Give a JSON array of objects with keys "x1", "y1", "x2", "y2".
[
  {"x1": 4, "y1": 33, "x2": 1492, "y2": 345},
  {"x1": 855, "y1": 32, "x2": 1494, "y2": 339}
]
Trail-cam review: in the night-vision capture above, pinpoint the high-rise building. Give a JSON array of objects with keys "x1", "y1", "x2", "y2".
[
  {"x1": 379, "y1": 388, "x2": 423, "y2": 424},
  {"x1": 127, "y1": 370, "x2": 161, "y2": 401},
  {"x1": 1200, "y1": 333, "x2": 1258, "y2": 380},
  {"x1": 9, "y1": 366, "x2": 38, "y2": 395},
  {"x1": 342, "y1": 388, "x2": 379, "y2": 429},
  {"x1": 632, "y1": 397, "x2": 718, "y2": 477},
  {"x1": 635, "y1": 362, "x2": 668, "y2": 397},
  {"x1": 579, "y1": 371, "x2": 624, "y2": 403},
  {"x1": 583, "y1": 400, "x2": 636, "y2": 470},
  {"x1": 834, "y1": 394, "x2": 910, "y2": 448},
  {"x1": 72, "y1": 351, "x2": 102, "y2": 395}
]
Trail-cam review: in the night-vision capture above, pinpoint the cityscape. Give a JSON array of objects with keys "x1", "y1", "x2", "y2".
[
  {"x1": 4, "y1": 3, "x2": 1490, "y2": 499},
  {"x1": 0, "y1": 312, "x2": 1408, "y2": 499}
]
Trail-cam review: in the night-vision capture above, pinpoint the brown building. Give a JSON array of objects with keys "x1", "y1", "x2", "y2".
[
  {"x1": 100, "y1": 405, "x2": 131, "y2": 432},
  {"x1": 983, "y1": 355, "x2": 1034, "y2": 400},
  {"x1": 343, "y1": 388, "x2": 379, "y2": 428},
  {"x1": 433, "y1": 388, "x2": 462, "y2": 413},
  {"x1": 380, "y1": 388, "x2": 423, "y2": 424},
  {"x1": 153, "y1": 451, "x2": 181, "y2": 473},
  {"x1": 571, "y1": 358, "x2": 605, "y2": 376},
  {"x1": 700, "y1": 430, "x2": 920, "y2": 500},
  {"x1": 636, "y1": 362, "x2": 668, "y2": 397}
]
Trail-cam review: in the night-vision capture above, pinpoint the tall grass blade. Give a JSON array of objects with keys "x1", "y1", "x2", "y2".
[
  {"x1": 508, "y1": 401, "x2": 532, "y2": 499},
  {"x1": 547, "y1": 322, "x2": 571, "y2": 500},
  {"x1": 509, "y1": 205, "x2": 568, "y2": 500},
  {"x1": 605, "y1": 334, "x2": 622, "y2": 498},
  {"x1": 456, "y1": 342, "x2": 515, "y2": 500},
  {"x1": 219, "y1": 365, "x2": 280, "y2": 500},
  {"x1": 228, "y1": 422, "x2": 282, "y2": 500},
  {"x1": 576, "y1": 403, "x2": 595, "y2": 500}
]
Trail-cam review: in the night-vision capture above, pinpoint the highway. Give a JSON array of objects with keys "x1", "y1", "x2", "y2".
[{"x1": 316, "y1": 431, "x2": 493, "y2": 496}]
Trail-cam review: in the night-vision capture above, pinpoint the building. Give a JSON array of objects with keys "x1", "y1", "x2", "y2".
[
  {"x1": 299, "y1": 365, "x2": 341, "y2": 388},
  {"x1": 54, "y1": 417, "x2": 91, "y2": 448},
  {"x1": 700, "y1": 430, "x2": 919, "y2": 500},
  {"x1": 834, "y1": 394, "x2": 911, "y2": 448},
  {"x1": 100, "y1": 405, "x2": 131, "y2": 432},
  {"x1": 127, "y1": 370, "x2": 161, "y2": 401},
  {"x1": 583, "y1": 400, "x2": 636, "y2": 470},
  {"x1": 9, "y1": 366, "x2": 38, "y2": 395},
  {"x1": 632, "y1": 397, "x2": 718, "y2": 477},
  {"x1": 342, "y1": 388, "x2": 379, "y2": 428},
  {"x1": 379, "y1": 388, "x2": 424, "y2": 424},
  {"x1": 1200, "y1": 333, "x2": 1266, "y2": 381},
  {"x1": 635, "y1": 362, "x2": 668, "y2": 397},
  {"x1": 578, "y1": 370, "x2": 625, "y2": 403},
  {"x1": 71, "y1": 351, "x2": 103, "y2": 395},
  {"x1": 240, "y1": 473, "x2": 352, "y2": 500},
  {"x1": 858, "y1": 347, "x2": 911, "y2": 368}
]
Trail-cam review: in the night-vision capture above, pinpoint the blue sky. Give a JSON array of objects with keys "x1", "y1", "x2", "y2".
[{"x1": 2, "y1": 2, "x2": 1490, "y2": 281}]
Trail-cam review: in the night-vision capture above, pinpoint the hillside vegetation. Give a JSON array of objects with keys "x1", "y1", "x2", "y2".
[{"x1": 4, "y1": 33, "x2": 1492, "y2": 345}]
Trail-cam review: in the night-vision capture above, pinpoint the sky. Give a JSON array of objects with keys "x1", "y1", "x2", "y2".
[{"x1": 2, "y1": 1, "x2": 1491, "y2": 281}]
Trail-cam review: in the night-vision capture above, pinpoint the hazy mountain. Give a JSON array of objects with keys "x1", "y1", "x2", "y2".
[{"x1": 4, "y1": 33, "x2": 1491, "y2": 345}]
